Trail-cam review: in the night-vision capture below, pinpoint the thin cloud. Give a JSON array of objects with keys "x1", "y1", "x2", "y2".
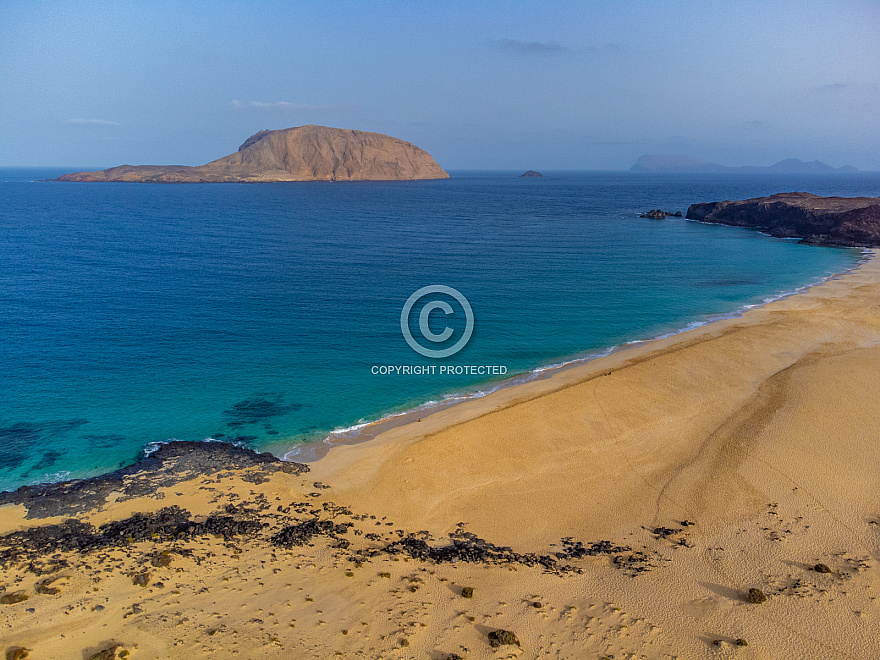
[
  {"x1": 488, "y1": 39, "x2": 618, "y2": 56},
  {"x1": 63, "y1": 118, "x2": 119, "y2": 126},
  {"x1": 815, "y1": 82, "x2": 850, "y2": 92},
  {"x1": 230, "y1": 100, "x2": 334, "y2": 111}
]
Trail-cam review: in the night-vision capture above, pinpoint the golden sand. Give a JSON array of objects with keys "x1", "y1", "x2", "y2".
[{"x1": 3, "y1": 254, "x2": 880, "y2": 659}]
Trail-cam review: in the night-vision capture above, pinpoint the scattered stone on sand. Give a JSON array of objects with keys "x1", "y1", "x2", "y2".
[
  {"x1": 150, "y1": 552, "x2": 173, "y2": 567},
  {"x1": 814, "y1": 563, "x2": 832, "y2": 573},
  {"x1": 271, "y1": 518, "x2": 349, "y2": 547},
  {"x1": 747, "y1": 588, "x2": 767, "y2": 604},
  {"x1": 5, "y1": 648, "x2": 29, "y2": 660},
  {"x1": 735, "y1": 638, "x2": 749, "y2": 646},
  {"x1": 132, "y1": 571, "x2": 151, "y2": 587},
  {"x1": 461, "y1": 586, "x2": 474, "y2": 598},
  {"x1": 86, "y1": 646, "x2": 130, "y2": 660},
  {"x1": 488, "y1": 629, "x2": 520, "y2": 647},
  {"x1": 35, "y1": 577, "x2": 62, "y2": 595},
  {"x1": 0, "y1": 592, "x2": 28, "y2": 605}
]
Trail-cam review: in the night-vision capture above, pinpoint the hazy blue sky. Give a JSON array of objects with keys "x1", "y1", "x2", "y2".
[{"x1": 1, "y1": 0, "x2": 878, "y2": 169}]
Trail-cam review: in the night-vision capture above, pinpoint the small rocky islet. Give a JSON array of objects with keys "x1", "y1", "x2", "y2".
[{"x1": 639, "y1": 209, "x2": 682, "y2": 219}]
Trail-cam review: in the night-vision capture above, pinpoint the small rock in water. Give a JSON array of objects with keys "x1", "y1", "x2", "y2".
[
  {"x1": 461, "y1": 586, "x2": 474, "y2": 598},
  {"x1": 747, "y1": 588, "x2": 767, "y2": 604},
  {"x1": 487, "y1": 629, "x2": 520, "y2": 647},
  {"x1": 814, "y1": 563, "x2": 832, "y2": 573}
]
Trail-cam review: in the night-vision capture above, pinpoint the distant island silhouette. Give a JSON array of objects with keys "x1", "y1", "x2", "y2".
[{"x1": 631, "y1": 154, "x2": 859, "y2": 173}]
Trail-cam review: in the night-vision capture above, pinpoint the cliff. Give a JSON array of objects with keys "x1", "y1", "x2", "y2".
[
  {"x1": 686, "y1": 192, "x2": 880, "y2": 247},
  {"x1": 631, "y1": 155, "x2": 858, "y2": 173},
  {"x1": 56, "y1": 125, "x2": 449, "y2": 183}
]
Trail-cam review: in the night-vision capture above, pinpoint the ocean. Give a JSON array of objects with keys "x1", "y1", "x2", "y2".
[{"x1": 1, "y1": 168, "x2": 877, "y2": 491}]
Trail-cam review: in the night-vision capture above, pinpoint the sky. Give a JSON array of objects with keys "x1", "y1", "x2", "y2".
[{"x1": 1, "y1": 0, "x2": 879, "y2": 170}]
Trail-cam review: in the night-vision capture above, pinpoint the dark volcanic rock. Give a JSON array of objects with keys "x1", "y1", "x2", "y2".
[
  {"x1": 488, "y1": 629, "x2": 520, "y2": 647},
  {"x1": 270, "y1": 518, "x2": 350, "y2": 547},
  {"x1": 86, "y1": 645, "x2": 129, "y2": 660},
  {"x1": 0, "y1": 505, "x2": 267, "y2": 562},
  {"x1": 520, "y1": 170, "x2": 543, "y2": 177},
  {"x1": 639, "y1": 210, "x2": 682, "y2": 219},
  {"x1": 5, "y1": 648, "x2": 29, "y2": 660},
  {"x1": 0, "y1": 592, "x2": 28, "y2": 605},
  {"x1": 686, "y1": 192, "x2": 880, "y2": 247},
  {"x1": 746, "y1": 588, "x2": 767, "y2": 604},
  {"x1": 0, "y1": 441, "x2": 308, "y2": 519}
]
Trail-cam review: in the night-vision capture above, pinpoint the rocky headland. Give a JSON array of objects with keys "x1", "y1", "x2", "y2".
[
  {"x1": 55, "y1": 125, "x2": 449, "y2": 183},
  {"x1": 686, "y1": 192, "x2": 880, "y2": 246}
]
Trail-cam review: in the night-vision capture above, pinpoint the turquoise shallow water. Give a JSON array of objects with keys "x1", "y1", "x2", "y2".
[{"x1": 0, "y1": 168, "x2": 876, "y2": 490}]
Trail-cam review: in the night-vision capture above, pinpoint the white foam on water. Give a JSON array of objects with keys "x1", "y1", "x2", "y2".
[{"x1": 278, "y1": 251, "x2": 872, "y2": 462}]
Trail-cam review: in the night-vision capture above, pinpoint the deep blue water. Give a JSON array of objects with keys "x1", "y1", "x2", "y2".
[{"x1": 1, "y1": 168, "x2": 877, "y2": 490}]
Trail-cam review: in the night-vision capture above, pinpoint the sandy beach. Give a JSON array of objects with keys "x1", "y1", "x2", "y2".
[{"x1": 3, "y1": 253, "x2": 880, "y2": 659}]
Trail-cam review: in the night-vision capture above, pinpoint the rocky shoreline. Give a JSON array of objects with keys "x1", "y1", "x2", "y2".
[
  {"x1": 0, "y1": 441, "x2": 309, "y2": 519},
  {"x1": 686, "y1": 192, "x2": 880, "y2": 247},
  {"x1": 0, "y1": 442, "x2": 650, "y2": 576},
  {"x1": 0, "y1": 440, "x2": 666, "y2": 658}
]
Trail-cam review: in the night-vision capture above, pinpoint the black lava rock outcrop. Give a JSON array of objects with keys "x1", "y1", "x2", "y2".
[
  {"x1": 686, "y1": 192, "x2": 880, "y2": 247},
  {"x1": 0, "y1": 441, "x2": 308, "y2": 519}
]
